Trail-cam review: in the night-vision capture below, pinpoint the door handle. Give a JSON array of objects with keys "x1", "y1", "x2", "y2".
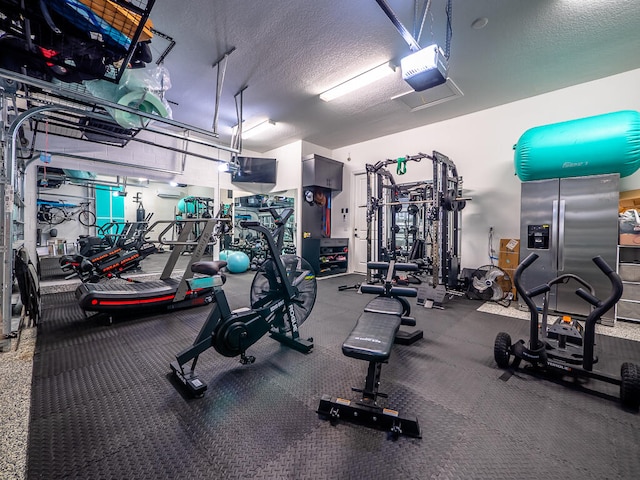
[
  {"x1": 552, "y1": 200, "x2": 559, "y2": 271},
  {"x1": 558, "y1": 199, "x2": 566, "y2": 271}
]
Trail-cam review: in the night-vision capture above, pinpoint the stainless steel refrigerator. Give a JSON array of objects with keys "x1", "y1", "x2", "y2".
[{"x1": 519, "y1": 174, "x2": 619, "y2": 322}]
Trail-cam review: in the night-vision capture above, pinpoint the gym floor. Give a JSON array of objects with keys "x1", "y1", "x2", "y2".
[{"x1": 7, "y1": 253, "x2": 640, "y2": 479}]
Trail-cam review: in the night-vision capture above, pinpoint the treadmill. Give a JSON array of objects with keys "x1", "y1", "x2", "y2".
[{"x1": 76, "y1": 218, "x2": 224, "y2": 314}]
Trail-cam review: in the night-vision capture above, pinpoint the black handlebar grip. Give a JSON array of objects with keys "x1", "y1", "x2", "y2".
[
  {"x1": 575, "y1": 287, "x2": 600, "y2": 307},
  {"x1": 239, "y1": 221, "x2": 260, "y2": 228},
  {"x1": 527, "y1": 284, "x2": 551, "y2": 298},
  {"x1": 400, "y1": 316, "x2": 416, "y2": 327},
  {"x1": 520, "y1": 253, "x2": 539, "y2": 269},
  {"x1": 592, "y1": 255, "x2": 614, "y2": 276}
]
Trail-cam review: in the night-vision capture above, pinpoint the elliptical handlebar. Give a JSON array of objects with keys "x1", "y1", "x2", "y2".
[
  {"x1": 515, "y1": 253, "x2": 622, "y2": 311},
  {"x1": 593, "y1": 255, "x2": 616, "y2": 276},
  {"x1": 528, "y1": 284, "x2": 551, "y2": 298},
  {"x1": 514, "y1": 253, "x2": 540, "y2": 325},
  {"x1": 575, "y1": 288, "x2": 600, "y2": 307},
  {"x1": 514, "y1": 253, "x2": 622, "y2": 354},
  {"x1": 582, "y1": 256, "x2": 623, "y2": 371},
  {"x1": 582, "y1": 255, "x2": 623, "y2": 313}
]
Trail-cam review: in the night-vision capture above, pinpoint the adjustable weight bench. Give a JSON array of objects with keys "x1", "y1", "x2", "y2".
[
  {"x1": 361, "y1": 261, "x2": 424, "y2": 345},
  {"x1": 317, "y1": 260, "x2": 422, "y2": 438}
]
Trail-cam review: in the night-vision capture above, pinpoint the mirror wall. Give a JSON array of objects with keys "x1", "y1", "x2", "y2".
[
  {"x1": 231, "y1": 190, "x2": 296, "y2": 263},
  {"x1": 35, "y1": 166, "x2": 222, "y2": 251},
  {"x1": 35, "y1": 166, "x2": 296, "y2": 278}
]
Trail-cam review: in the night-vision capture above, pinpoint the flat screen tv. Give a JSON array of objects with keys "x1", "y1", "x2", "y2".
[{"x1": 231, "y1": 157, "x2": 277, "y2": 184}]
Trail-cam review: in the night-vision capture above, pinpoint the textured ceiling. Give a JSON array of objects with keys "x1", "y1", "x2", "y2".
[{"x1": 149, "y1": 0, "x2": 640, "y2": 153}]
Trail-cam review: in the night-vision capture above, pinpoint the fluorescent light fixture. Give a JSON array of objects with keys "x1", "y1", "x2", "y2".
[
  {"x1": 169, "y1": 181, "x2": 179, "y2": 187},
  {"x1": 400, "y1": 43, "x2": 448, "y2": 92},
  {"x1": 232, "y1": 119, "x2": 277, "y2": 139},
  {"x1": 218, "y1": 162, "x2": 230, "y2": 172},
  {"x1": 319, "y1": 62, "x2": 395, "y2": 102},
  {"x1": 242, "y1": 119, "x2": 276, "y2": 139}
]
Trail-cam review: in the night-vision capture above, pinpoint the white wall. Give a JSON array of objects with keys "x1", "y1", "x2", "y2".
[
  {"x1": 332, "y1": 68, "x2": 640, "y2": 271},
  {"x1": 301, "y1": 141, "x2": 333, "y2": 160},
  {"x1": 23, "y1": 68, "x2": 640, "y2": 267}
]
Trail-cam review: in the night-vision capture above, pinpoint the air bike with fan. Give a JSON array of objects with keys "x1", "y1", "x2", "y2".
[
  {"x1": 494, "y1": 253, "x2": 640, "y2": 409},
  {"x1": 170, "y1": 207, "x2": 317, "y2": 397}
]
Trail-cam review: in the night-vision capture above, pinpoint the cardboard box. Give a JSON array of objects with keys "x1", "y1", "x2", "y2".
[
  {"x1": 498, "y1": 239, "x2": 520, "y2": 300},
  {"x1": 499, "y1": 238, "x2": 519, "y2": 252},
  {"x1": 498, "y1": 238, "x2": 520, "y2": 270},
  {"x1": 620, "y1": 233, "x2": 640, "y2": 246},
  {"x1": 619, "y1": 189, "x2": 640, "y2": 213}
]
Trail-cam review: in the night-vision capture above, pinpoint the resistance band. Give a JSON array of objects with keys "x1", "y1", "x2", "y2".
[{"x1": 396, "y1": 157, "x2": 407, "y2": 175}]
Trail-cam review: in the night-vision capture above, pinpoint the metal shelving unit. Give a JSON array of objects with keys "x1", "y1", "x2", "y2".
[
  {"x1": 616, "y1": 244, "x2": 640, "y2": 324},
  {"x1": 0, "y1": 0, "x2": 156, "y2": 84}
]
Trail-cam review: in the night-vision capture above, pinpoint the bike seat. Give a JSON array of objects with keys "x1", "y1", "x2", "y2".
[{"x1": 191, "y1": 261, "x2": 228, "y2": 276}]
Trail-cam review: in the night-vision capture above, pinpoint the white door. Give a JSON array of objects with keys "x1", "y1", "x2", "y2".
[{"x1": 353, "y1": 172, "x2": 369, "y2": 273}]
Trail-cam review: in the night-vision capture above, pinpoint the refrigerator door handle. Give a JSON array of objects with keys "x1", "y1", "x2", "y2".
[
  {"x1": 558, "y1": 199, "x2": 566, "y2": 271},
  {"x1": 552, "y1": 200, "x2": 559, "y2": 271}
]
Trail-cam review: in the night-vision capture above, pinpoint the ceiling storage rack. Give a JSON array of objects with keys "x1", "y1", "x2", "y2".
[
  {"x1": 1, "y1": 68, "x2": 238, "y2": 351},
  {"x1": 0, "y1": 0, "x2": 156, "y2": 84}
]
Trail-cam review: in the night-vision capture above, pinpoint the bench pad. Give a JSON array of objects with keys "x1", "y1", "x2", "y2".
[
  {"x1": 342, "y1": 312, "x2": 402, "y2": 362},
  {"x1": 364, "y1": 296, "x2": 404, "y2": 316}
]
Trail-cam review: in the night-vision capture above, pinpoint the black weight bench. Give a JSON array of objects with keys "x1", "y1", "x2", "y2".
[
  {"x1": 342, "y1": 311, "x2": 401, "y2": 362},
  {"x1": 317, "y1": 260, "x2": 422, "y2": 438},
  {"x1": 360, "y1": 282, "x2": 423, "y2": 345}
]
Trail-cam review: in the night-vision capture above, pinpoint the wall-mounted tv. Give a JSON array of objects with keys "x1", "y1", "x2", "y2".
[{"x1": 231, "y1": 157, "x2": 277, "y2": 184}]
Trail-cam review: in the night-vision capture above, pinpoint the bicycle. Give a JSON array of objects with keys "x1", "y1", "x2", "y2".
[{"x1": 37, "y1": 200, "x2": 96, "y2": 227}]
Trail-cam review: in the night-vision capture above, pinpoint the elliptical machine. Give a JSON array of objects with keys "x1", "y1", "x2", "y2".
[
  {"x1": 170, "y1": 207, "x2": 317, "y2": 397},
  {"x1": 494, "y1": 253, "x2": 640, "y2": 409}
]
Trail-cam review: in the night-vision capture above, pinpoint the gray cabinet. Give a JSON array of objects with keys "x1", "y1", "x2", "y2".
[
  {"x1": 302, "y1": 154, "x2": 343, "y2": 191},
  {"x1": 616, "y1": 245, "x2": 640, "y2": 324}
]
